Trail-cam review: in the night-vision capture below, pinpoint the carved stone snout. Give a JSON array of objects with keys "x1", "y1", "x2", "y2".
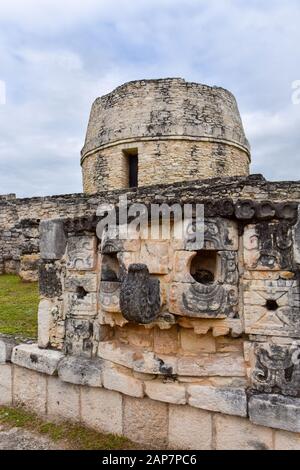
[{"x1": 120, "y1": 263, "x2": 161, "y2": 324}]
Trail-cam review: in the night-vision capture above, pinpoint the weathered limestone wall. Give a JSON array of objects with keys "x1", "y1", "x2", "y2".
[
  {"x1": 81, "y1": 79, "x2": 250, "y2": 194},
  {"x1": 1, "y1": 174, "x2": 300, "y2": 278},
  {"x1": 2, "y1": 174, "x2": 300, "y2": 448},
  {"x1": 0, "y1": 354, "x2": 300, "y2": 450},
  {"x1": 0, "y1": 193, "x2": 90, "y2": 278},
  {"x1": 82, "y1": 140, "x2": 249, "y2": 193},
  {"x1": 25, "y1": 174, "x2": 300, "y2": 449}
]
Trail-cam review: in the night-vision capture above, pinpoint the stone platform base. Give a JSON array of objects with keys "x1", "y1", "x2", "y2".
[{"x1": 0, "y1": 361, "x2": 300, "y2": 450}]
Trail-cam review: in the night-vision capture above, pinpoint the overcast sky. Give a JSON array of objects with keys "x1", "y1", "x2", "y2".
[{"x1": 0, "y1": 0, "x2": 299, "y2": 197}]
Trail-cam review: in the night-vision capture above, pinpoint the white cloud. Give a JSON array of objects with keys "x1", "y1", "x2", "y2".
[{"x1": 0, "y1": 0, "x2": 300, "y2": 195}]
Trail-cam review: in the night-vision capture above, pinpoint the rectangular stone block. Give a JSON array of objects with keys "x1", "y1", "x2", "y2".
[
  {"x1": 243, "y1": 278, "x2": 300, "y2": 337},
  {"x1": 145, "y1": 380, "x2": 186, "y2": 404},
  {"x1": 102, "y1": 362, "x2": 144, "y2": 398},
  {"x1": 123, "y1": 396, "x2": 168, "y2": 447},
  {"x1": 169, "y1": 282, "x2": 238, "y2": 319},
  {"x1": 40, "y1": 219, "x2": 67, "y2": 260},
  {"x1": 12, "y1": 344, "x2": 63, "y2": 375},
  {"x1": 173, "y1": 217, "x2": 237, "y2": 251},
  {"x1": 168, "y1": 404, "x2": 212, "y2": 450},
  {"x1": 187, "y1": 385, "x2": 247, "y2": 417},
  {"x1": 153, "y1": 327, "x2": 178, "y2": 355},
  {"x1": 64, "y1": 292, "x2": 97, "y2": 318},
  {"x1": 275, "y1": 430, "x2": 300, "y2": 450},
  {"x1": 177, "y1": 353, "x2": 245, "y2": 377},
  {"x1": 47, "y1": 377, "x2": 80, "y2": 421},
  {"x1": 64, "y1": 272, "x2": 98, "y2": 292},
  {"x1": 81, "y1": 387, "x2": 122, "y2": 435},
  {"x1": 180, "y1": 330, "x2": 216, "y2": 354},
  {"x1": 58, "y1": 356, "x2": 103, "y2": 387},
  {"x1": 38, "y1": 299, "x2": 53, "y2": 349},
  {"x1": 13, "y1": 366, "x2": 47, "y2": 414},
  {"x1": 249, "y1": 394, "x2": 300, "y2": 433},
  {"x1": 215, "y1": 414, "x2": 273, "y2": 450},
  {"x1": 98, "y1": 341, "x2": 178, "y2": 375},
  {"x1": 66, "y1": 236, "x2": 97, "y2": 270},
  {"x1": 116, "y1": 324, "x2": 153, "y2": 349},
  {"x1": 243, "y1": 222, "x2": 292, "y2": 271},
  {"x1": 0, "y1": 364, "x2": 12, "y2": 405},
  {"x1": 248, "y1": 342, "x2": 300, "y2": 397},
  {"x1": 64, "y1": 318, "x2": 94, "y2": 357}
]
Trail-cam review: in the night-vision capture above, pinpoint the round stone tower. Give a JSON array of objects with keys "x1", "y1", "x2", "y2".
[{"x1": 81, "y1": 78, "x2": 250, "y2": 194}]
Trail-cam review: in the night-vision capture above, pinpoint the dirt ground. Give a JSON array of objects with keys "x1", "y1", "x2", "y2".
[{"x1": 0, "y1": 424, "x2": 63, "y2": 450}]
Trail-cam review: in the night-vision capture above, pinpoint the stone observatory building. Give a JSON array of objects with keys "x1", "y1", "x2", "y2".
[
  {"x1": 1, "y1": 78, "x2": 300, "y2": 450},
  {"x1": 81, "y1": 79, "x2": 250, "y2": 193}
]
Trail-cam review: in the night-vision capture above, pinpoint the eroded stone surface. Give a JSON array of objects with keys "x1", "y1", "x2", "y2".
[
  {"x1": 12, "y1": 344, "x2": 63, "y2": 375},
  {"x1": 187, "y1": 385, "x2": 247, "y2": 416},
  {"x1": 58, "y1": 356, "x2": 103, "y2": 387},
  {"x1": 123, "y1": 396, "x2": 168, "y2": 447},
  {"x1": 66, "y1": 236, "x2": 97, "y2": 270},
  {"x1": 215, "y1": 414, "x2": 273, "y2": 450},
  {"x1": 168, "y1": 405, "x2": 212, "y2": 450},
  {"x1": 40, "y1": 219, "x2": 67, "y2": 260},
  {"x1": 249, "y1": 342, "x2": 300, "y2": 397},
  {"x1": 249, "y1": 394, "x2": 300, "y2": 433}
]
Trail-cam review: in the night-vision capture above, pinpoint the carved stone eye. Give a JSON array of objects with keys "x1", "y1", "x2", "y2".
[
  {"x1": 190, "y1": 250, "x2": 217, "y2": 285},
  {"x1": 192, "y1": 269, "x2": 214, "y2": 285}
]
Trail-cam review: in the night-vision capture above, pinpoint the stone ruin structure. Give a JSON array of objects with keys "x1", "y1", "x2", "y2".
[{"x1": 1, "y1": 78, "x2": 300, "y2": 449}]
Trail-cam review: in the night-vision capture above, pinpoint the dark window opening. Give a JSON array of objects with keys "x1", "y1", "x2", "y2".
[{"x1": 123, "y1": 148, "x2": 138, "y2": 188}]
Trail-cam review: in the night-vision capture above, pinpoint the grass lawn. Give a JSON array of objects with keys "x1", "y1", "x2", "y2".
[
  {"x1": 0, "y1": 406, "x2": 138, "y2": 450},
  {"x1": 0, "y1": 274, "x2": 39, "y2": 338}
]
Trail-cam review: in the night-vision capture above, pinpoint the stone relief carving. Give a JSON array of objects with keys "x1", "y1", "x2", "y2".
[
  {"x1": 235, "y1": 200, "x2": 298, "y2": 222},
  {"x1": 244, "y1": 222, "x2": 293, "y2": 270},
  {"x1": 202, "y1": 218, "x2": 238, "y2": 251},
  {"x1": 64, "y1": 318, "x2": 94, "y2": 357},
  {"x1": 169, "y1": 282, "x2": 238, "y2": 319},
  {"x1": 170, "y1": 249, "x2": 239, "y2": 318},
  {"x1": 175, "y1": 217, "x2": 238, "y2": 251},
  {"x1": 219, "y1": 251, "x2": 239, "y2": 284},
  {"x1": 251, "y1": 343, "x2": 300, "y2": 397},
  {"x1": 99, "y1": 281, "x2": 120, "y2": 313},
  {"x1": 38, "y1": 202, "x2": 300, "y2": 400},
  {"x1": 120, "y1": 263, "x2": 161, "y2": 324},
  {"x1": 244, "y1": 278, "x2": 300, "y2": 337},
  {"x1": 64, "y1": 292, "x2": 97, "y2": 318},
  {"x1": 66, "y1": 236, "x2": 97, "y2": 270}
]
